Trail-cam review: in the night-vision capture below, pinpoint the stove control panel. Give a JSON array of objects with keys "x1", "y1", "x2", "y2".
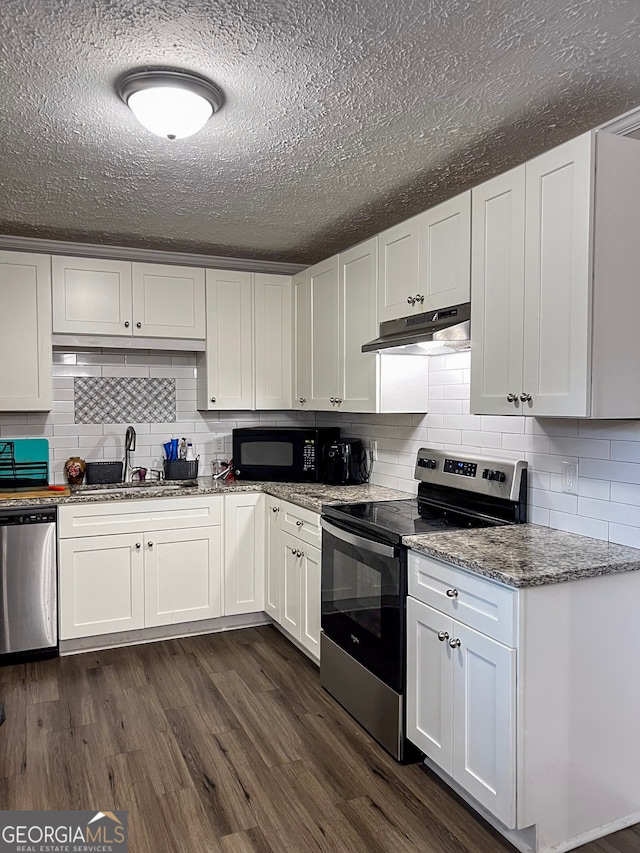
[{"x1": 414, "y1": 447, "x2": 527, "y2": 503}]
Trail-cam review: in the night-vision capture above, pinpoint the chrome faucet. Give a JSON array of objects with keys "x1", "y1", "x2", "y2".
[{"x1": 124, "y1": 426, "x2": 141, "y2": 482}]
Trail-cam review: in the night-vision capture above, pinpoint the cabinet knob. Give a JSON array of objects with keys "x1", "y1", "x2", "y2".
[
  {"x1": 210, "y1": 397, "x2": 216, "y2": 403},
  {"x1": 520, "y1": 392, "x2": 532, "y2": 402},
  {"x1": 299, "y1": 397, "x2": 306, "y2": 404},
  {"x1": 506, "y1": 393, "x2": 518, "y2": 403},
  {"x1": 330, "y1": 397, "x2": 336, "y2": 404},
  {"x1": 124, "y1": 321, "x2": 130, "y2": 328},
  {"x1": 290, "y1": 547, "x2": 297, "y2": 554},
  {"x1": 296, "y1": 550, "x2": 303, "y2": 558},
  {"x1": 147, "y1": 541, "x2": 153, "y2": 548},
  {"x1": 136, "y1": 322, "x2": 142, "y2": 329},
  {"x1": 335, "y1": 397, "x2": 342, "y2": 404},
  {"x1": 296, "y1": 520, "x2": 303, "y2": 527},
  {"x1": 415, "y1": 294, "x2": 424, "y2": 305},
  {"x1": 437, "y1": 631, "x2": 449, "y2": 642},
  {"x1": 448, "y1": 638, "x2": 461, "y2": 649},
  {"x1": 445, "y1": 588, "x2": 458, "y2": 598},
  {"x1": 407, "y1": 295, "x2": 415, "y2": 305},
  {"x1": 272, "y1": 506, "x2": 279, "y2": 513},
  {"x1": 135, "y1": 542, "x2": 141, "y2": 550}
]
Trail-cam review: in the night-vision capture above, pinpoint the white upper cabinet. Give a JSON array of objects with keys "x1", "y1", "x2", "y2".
[
  {"x1": 52, "y1": 257, "x2": 205, "y2": 339},
  {"x1": 131, "y1": 263, "x2": 205, "y2": 338},
  {"x1": 293, "y1": 271, "x2": 312, "y2": 410},
  {"x1": 254, "y1": 273, "x2": 292, "y2": 410},
  {"x1": 418, "y1": 192, "x2": 471, "y2": 312},
  {"x1": 378, "y1": 215, "x2": 421, "y2": 322},
  {"x1": 338, "y1": 238, "x2": 378, "y2": 413},
  {"x1": 378, "y1": 192, "x2": 471, "y2": 324},
  {"x1": 309, "y1": 256, "x2": 340, "y2": 411},
  {"x1": 471, "y1": 130, "x2": 640, "y2": 418},
  {"x1": 0, "y1": 251, "x2": 52, "y2": 412},
  {"x1": 52, "y1": 256, "x2": 133, "y2": 335},
  {"x1": 197, "y1": 269, "x2": 254, "y2": 411}
]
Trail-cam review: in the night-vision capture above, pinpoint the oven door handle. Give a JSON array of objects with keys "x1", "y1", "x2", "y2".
[{"x1": 320, "y1": 518, "x2": 398, "y2": 558}]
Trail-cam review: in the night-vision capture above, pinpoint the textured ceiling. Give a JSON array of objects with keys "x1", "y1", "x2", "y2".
[{"x1": 1, "y1": 0, "x2": 640, "y2": 265}]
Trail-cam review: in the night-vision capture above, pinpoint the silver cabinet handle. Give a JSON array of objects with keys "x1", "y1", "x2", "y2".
[
  {"x1": 437, "y1": 631, "x2": 449, "y2": 642},
  {"x1": 445, "y1": 588, "x2": 458, "y2": 598},
  {"x1": 520, "y1": 392, "x2": 532, "y2": 402},
  {"x1": 135, "y1": 542, "x2": 141, "y2": 550},
  {"x1": 448, "y1": 638, "x2": 461, "y2": 649},
  {"x1": 136, "y1": 322, "x2": 142, "y2": 328},
  {"x1": 299, "y1": 397, "x2": 306, "y2": 404},
  {"x1": 147, "y1": 541, "x2": 153, "y2": 548},
  {"x1": 296, "y1": 520, "x2": 303, "y2": 527},
  {"x1": 210, "y1": 397, "x2": 216, "y2": 403},
  {"x1": 506, "y1": 393, "x2": 518, "y2": 403},
  {"x1": 124, "y1": 321, "x2": 130, "y2": 328}
]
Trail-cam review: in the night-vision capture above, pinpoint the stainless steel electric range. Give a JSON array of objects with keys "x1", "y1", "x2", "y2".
[{"x1": 320, "y1": 447, "x2": 527, "y2": 762}]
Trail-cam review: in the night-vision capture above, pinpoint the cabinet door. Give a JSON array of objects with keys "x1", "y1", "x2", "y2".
[
  {"x1": 293, "y1": 271, "x2": 311, "y2": 410},
  {"x1": 0, "y1": 252, "x2": 53, "y2": 412},
  {"x1": 224, "y1": 493, "x2": 265, "y2": 615},
  {"x1": 198, "y1": 269, "x2": 253, "y2": 410},
  {"x1": 452, "y1": 622, "x2": 516, "y2": 828},
  {"x1": 59, "y1": 533, "x2": 144, "y2": 639},
  {"x1": 470, "y1": 167, "x2": 526, "y2": 415},
  {"x1": 264, "y1": 496, "x2": 282, "y2": 623},
  {"x1": 378, "y1": 215, "x2": 420, "y2": 322},
  {"x1": 418, "y1": 192, "x2": 471, "y2": 311},
  {"x1": 281, "y1": 531, "x2": 301, "y2": 641},
  {"x1": 406, "y1": 597, "x2": 454, "y2": 772},
  {"x1": 132, "y1": 262, "x2": 205, "y2": 338},
  {"x1": 254, "y1": 274, "x2": 292, "y2": 410},
  {"x1": 144, "y1": 526, "x2": 222, "y2": 627},
  {"x1": 52, "y1": 255, "x2": 133, "y2": 336},
  {"x1": 523, "y1": 132, "x2": 593, "y2": 417},
  {"x1": 300, "y1": 543, "x2": 321, "y2": 659},
  {"x1": 309, "y1": 256, "x2": 340, "y2": 411},
  {"x1": 338, "y1": 238, "x2": 378, "y2": 413}
]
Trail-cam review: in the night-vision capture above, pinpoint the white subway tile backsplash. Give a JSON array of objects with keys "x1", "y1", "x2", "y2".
[
  {"x1": 528, "y1": 506, "x2": 550, "y2": 526},
  {"x1": 444, "y1": 383, "x2": 470, "y2": 400},
  {"x1": 481, "y1": 416, "x2": 525, "y2": 434},
  {"x1": 548, "y1": 511, "x2": 609, "y2": 541},
  {"x1": 547, "y1": 437, "x2": 610, "y2": 459},
  {"x1": 577, "y1": 497, "x2": 640, "y2": 527},
  {"x1": 502, "y1": 433, "x2": 550, "y2": 454},
  {"x1": 430, "y1": 369, "x2": 464, "y2": 386},
  {"x1": 461, "y1": 430, "x2": 502, "y2": 448},
  {"x1": 427, "y1": 428, "x2": 462, "y2": 445},
  {"x1": 578, "y1": 477, "x2": 611, "y2": 500},
  {"x1": 530, "y1": 489, "x2": 578, "y2": 514},
  {"x1": 609, "y1": 522, "x2": 640, "y2": 549},
  {"x1": 527, "y1": 418, "x2": 579, "y2": 437},
  {"x1": 611, "y1": 441, "x2": 640, "y2": 463},
  {"x1": 427, "y1": 400, "x2": 464, "y2": 414},
  {"x1": 610, "y1": 482, "x2": 640, "y2": 506},
  {"x1": 578, "y1": 421, "x2": 640, "y2": 440},
  {"x1": 579, "y1": 458, "x2": 640, "y2": 485}
]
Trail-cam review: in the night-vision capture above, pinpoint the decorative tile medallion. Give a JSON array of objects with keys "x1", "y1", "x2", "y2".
[{"x1": 74, "y1": 378, "x2": 176, "y2": 424}]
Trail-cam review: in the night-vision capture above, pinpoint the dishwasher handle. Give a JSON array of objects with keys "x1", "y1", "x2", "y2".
[{"x1": 320, "y1": 518, "x2": 397, "y2": 559}]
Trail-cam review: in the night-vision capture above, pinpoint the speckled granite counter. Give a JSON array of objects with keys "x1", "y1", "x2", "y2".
[
  {"x1": 0, "y1": 479, "x2": 412, "y2": 512},
  {"x1": 404, "y1": 524, "x2": 640, "y2": 588}
]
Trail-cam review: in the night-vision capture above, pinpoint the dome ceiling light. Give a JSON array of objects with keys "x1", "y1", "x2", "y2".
[{"x1": 118, "y1": 69, "x2": 224, "y2": 140}]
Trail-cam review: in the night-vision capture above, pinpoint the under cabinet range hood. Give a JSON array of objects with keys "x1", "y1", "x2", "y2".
[{"x1": 362, "y1": 302, "x2": 471, "y2": 355}]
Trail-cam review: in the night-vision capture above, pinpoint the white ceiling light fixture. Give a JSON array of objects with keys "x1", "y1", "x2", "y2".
[{"x1": 118, "y1": 69, "x2": 224, "y2": 140}]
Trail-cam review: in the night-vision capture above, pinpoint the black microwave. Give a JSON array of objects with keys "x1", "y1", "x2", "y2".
[{"x1": 232, "y1": 427, "x2": 340, "y2": 482}]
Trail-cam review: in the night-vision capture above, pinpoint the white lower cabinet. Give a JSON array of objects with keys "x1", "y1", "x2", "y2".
[
  {"x1": 58, "y1": 497, "x2": 223, "y2": 640},
  {"x1": 265, "y1": 498, "x2": 321, "y2": 662},
  {"x1": 407, "y1": 596, "x2": 516, "y2": 828},
  {"x1": 224, "y1": 493, "x2": 265, "y2": 615}
]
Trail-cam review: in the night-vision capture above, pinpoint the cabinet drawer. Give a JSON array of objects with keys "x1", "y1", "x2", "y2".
[
  {"x1": 280, "y1": 501, "x2": 321, "y2": 548},
  {"x1": 59, "y1": 496, "x2": 222, "y2": 539},
  {"x1": 408, "y1": 551, "x2": 517, "y2": 647}
]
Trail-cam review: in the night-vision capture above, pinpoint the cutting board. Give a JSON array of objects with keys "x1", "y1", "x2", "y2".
[{"x1": 0, "y1": 486, "x2": 70, "y2": 500}]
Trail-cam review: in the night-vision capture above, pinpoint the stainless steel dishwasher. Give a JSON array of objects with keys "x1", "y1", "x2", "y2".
[{"x1": 0, "y1": 507, "x2": 58, "y2": 662}]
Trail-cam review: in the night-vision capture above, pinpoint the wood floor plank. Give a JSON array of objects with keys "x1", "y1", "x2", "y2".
[
  {"x1": 220, "y1": 827, "x2": 273, "y2": 853},
  {"x1": 25, "y1": 658, "x2": 60, "y2": 704},
  {"x1": 25, "y1": 700, "x2": 72, "y2": 810},
  {"x1": 164, "y1": 704, "x2": 258, "y2": 837},
  {"x1": 0, "y1": 681, "x2": 28, "y2": 777},
  {"x1": 157, "y1": 786, "x2": 224, "y2": 852},
  {"x1": 57, "y1": 655, "x2": 96, "y2": 728},
  {"x1": 86, "y1": 663, "x2": 140, "y2": 755}
]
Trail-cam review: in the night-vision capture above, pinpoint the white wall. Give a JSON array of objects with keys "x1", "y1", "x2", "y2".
[
  {"x1": 319, "y1": 351, "x2": 640, "y2": 549},
  {"x1": 0, "y1": 347, "x2": 313, "y2": 484}
]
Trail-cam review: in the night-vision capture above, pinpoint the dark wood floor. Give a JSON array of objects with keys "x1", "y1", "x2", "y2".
[{"x1": 0, "y1": 626, "x2": 638, "y2": 853}]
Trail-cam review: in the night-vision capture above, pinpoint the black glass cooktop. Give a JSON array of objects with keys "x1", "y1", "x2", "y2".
[{"x1": 323, "y1": 499, "x2": 503, "y2": 543}]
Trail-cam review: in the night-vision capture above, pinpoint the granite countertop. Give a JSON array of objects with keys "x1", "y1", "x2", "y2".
[
  {"x1": 0, "y1": 478, "x2": 412, "y2": 513},
  {"x1": 404, "y1": 524, "x2": 640, "y2": 588}
]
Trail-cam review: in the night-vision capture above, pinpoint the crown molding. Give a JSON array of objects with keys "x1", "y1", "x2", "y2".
[{"x1": 0, "y1": 234, "x2": 306, "y2": 275}]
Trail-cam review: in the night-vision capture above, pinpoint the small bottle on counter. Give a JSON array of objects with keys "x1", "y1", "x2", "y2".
[{"x1": 186, "y1": 442, "x2": 195, "y2": 461}]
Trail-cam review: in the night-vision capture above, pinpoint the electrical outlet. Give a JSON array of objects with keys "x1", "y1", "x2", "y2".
[
  {"x1": 214, "y1": 435, "x2": 225, "y2": 454},
  {"x1": 370, "y1": 440, "x2": 378, "y2": 462},
  {"x1": 561, "y1": 461, "x2": 577, "y2": 494}
]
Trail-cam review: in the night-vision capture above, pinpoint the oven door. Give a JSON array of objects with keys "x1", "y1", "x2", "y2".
[{"x1": 320, "y1": 518, "x2": 405, "y2": 692}]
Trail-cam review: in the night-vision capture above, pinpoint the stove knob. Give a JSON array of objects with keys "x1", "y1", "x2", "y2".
[
  {"x1": 427, "y1": 459, "x2": 437, "y2": 469},
  {"x1": 417, "y1": 458, "x2": 428, "y2": 468},
  {"x1": 492, "y1": 470, "x2": 506, "y2": 483},
  {"x1": 482, "y1": 468, "x2": 490, "y2": 480}
]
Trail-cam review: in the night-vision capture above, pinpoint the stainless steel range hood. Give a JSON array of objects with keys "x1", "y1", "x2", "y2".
[{"x1": 362, "y1": 302, "x2": 471, "y2": 355}]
